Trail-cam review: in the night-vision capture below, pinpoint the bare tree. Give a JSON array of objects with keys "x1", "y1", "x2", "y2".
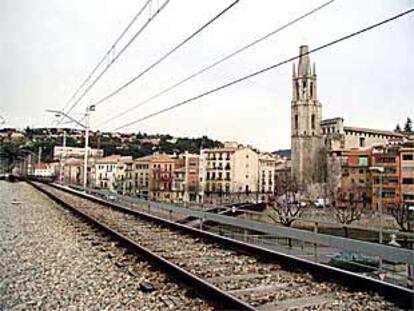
[
  {"x1": 268, "y1": 171, "x2": 306, "y2": 247},
  {"x1": 390, "y1": 203, "x2": 413, "y2": 232},
  {"x1": 334, "y1": 185, "x2": 365, "y2": 237}
]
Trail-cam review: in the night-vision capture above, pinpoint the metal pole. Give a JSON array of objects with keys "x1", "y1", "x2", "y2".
[
  {"x1": 184, "y1": 151, "x2": 189, "y2": 202},
  {"x1": 379, "y1": 173, "x2": 383, "y2": 244},
  {"x1": 83, "y1": 106, "x2": 90, "y2": 191},
  {"x1": 61, "y1": 130, "x2": 66, "y2": 184},
  {"x1": 379, "y1": 172, "x2": 383, "y2": 271},
  {"x1": 38, "y1": 146, "x2": 42, "y2": 165}
]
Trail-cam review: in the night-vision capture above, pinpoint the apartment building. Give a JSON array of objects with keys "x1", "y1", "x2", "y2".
[
  {"x1": 133, "y1": 155, "x2": 153, "y2": 198},
  {"x1": 95, "y1": 155, "x2": 133, "y2": 194},
  {"x1": 201, "y1": 142, "x2": 259, "y2": 203},
  {"x1": 258, "y1": 154, "x2": 277, "y2": 201},
  {"x1": 371, "y1": 146, "x2": 401, "y2": 210},
  {"x1": 149, "y1": 154, "x2": 183, "y2": 202},
  {"x1": 172, "y1": 153, "x2": 200, "y2": 202},
  {"x1": 53, "y1": 146, "x2": 103, "y2": 160},
  {"x1": 400, "y1": 146, "x2": 414, "y2": 208},
  {"x1": 338, "y1": 149, "x2": 372, "y2": 207},
  {"x1": 62, "y1": 158, "x2": 84, "y2": 186}
]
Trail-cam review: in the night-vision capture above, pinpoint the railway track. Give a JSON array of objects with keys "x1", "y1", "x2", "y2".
[{"x1": 31, "y1": 182, "x2": 411, "y2": 310}]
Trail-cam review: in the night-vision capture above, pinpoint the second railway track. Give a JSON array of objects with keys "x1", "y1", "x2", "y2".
[{"x1": 31, "y1": 182, "x2": 410, "y2": 310}]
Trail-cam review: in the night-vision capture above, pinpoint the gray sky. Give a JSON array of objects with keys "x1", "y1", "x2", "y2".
[{"x1": 1, "y1": 0, "x2": 413, "y2": 151}]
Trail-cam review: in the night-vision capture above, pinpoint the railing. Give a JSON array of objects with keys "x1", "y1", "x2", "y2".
[{"x1": 51, "y1": 182, "x2": 414, "y2": 289}]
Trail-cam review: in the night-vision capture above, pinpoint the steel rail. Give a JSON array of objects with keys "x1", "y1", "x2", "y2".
[
  {"x1": 30, "y1": 181, "x2": 414, "y2": 309},
  {"x1": 29, "y1": 181, "x2": 255, "y2": 311}
]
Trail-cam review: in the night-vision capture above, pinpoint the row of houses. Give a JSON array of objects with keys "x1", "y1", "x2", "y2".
[
  {"x1": 330, "y1": 143, "x2": 414, "y2": 210},
  {"x1": 51, "y1": 142, "x2": 287, "y2": 204},
  {"x1": 32, "y1": 138, "x2": 414, "y2": 210}
]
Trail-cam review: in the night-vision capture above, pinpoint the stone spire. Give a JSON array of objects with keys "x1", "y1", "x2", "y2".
[{"x1": 298, "y1": 45, "x2": 310, "y2": 77}]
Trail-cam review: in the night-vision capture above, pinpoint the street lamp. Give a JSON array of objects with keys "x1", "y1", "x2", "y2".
[
  {"x1": 46, "y1": 105, "x2": 94, "y2": 191},
  {"x1": 369, "y1": 166, "x2": 385, "y2": 272}
]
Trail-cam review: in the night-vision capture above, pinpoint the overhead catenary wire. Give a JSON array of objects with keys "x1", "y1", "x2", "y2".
[
  {"x1": 112, "y1": 7, "x2": 414, "y2": 132},
  {"x1": 60, "y1": 0, "x2": 154, "y2": 115},
  {"x1": 93, "y1": 0, "x2": 241, "y2": 108},
  {"x1": 97, "y1": 0, "x2": 335, "y2": 128},
  {"x1": 63, "y1": 0, "x2": 171, "y2": 119}
]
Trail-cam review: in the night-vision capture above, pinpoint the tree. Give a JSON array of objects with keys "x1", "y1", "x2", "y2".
[
  {"x1": 268, "y1": 171, "x2": 306, "y2": 247},
  {"x1": 394, "y1": 124, "x2": 401, "y2": 132},
  {"x1": 390, "y1": 203, "x2": 413, "y2": 232},
  {"x1": 404, "y1": 117, "x2": 413, "y2": 133},
  {"x1": 334, "y1": 185, "x2": 364, "y2": 237}
]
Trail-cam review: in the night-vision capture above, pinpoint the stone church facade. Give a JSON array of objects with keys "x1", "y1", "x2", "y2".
[
  {"x1": 290, "y1": 45, "x2": 408, "y2": 192},
  {"x1": 291, "y1": 45, "x2": 323, "y2": 187}
]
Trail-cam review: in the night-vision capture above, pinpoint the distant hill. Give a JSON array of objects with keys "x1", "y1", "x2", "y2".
[{"x1": 273, "y1": 149, "x2": 291, "y2": 159}]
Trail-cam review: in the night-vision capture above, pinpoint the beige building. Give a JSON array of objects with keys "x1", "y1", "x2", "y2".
[
  {"x1": 133, "y1": 155, "x2": 153, "y2": 198},
  {"x1": 95, "y1": 155, "x2": 133, "y2": 194},
  {"x1": 258, "y1": 154, "x2": 277, "y2": 193},
  {"x1": 322, "y1": 118, "x2": 405, "y2": 150},
  {"x1": 258, "y1": 154, "x2": 277, "y2": 202},
  {"x1": 201, "y1": 142, "x2": 259, "y2": 203},
  {"x1": 53, "y1": 146, "x2": 103, "y2": 160}
]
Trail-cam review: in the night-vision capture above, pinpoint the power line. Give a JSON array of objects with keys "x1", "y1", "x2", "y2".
[
  {"x1": 93, "y1": 0, "x2": 241, "y2": 108},
  {"x1": 63, "y1": 0, "x2": 171, "y2": 119},
  {"x1": 60, "y1": 0, "x2": 153, "y2": 115},
  {"x1": 96, "y1": 0, "x2": 335, "y2": 128},
  {"x1": 112, "y1": 7, "x2": 414, "y2": 132}
]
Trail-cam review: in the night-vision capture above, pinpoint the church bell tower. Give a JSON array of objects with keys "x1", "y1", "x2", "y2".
[{"x1": 291, "y1": 45, "x2": 323, "y2": 187}]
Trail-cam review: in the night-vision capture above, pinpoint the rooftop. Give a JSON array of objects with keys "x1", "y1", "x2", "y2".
[{"x1": 344, "y1": 126, "x2": 404, "y2": 137}]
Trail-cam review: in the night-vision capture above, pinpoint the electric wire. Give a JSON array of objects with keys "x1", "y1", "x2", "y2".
[
  {"x1": 111, "y1": 7, "x2": 414, "y2": 132},
  {"x1": 63, "y1": 0, "x2": 171, "y2": 119},
  {"x1": 97, "y1": 0, "x2": 335, "y2": 128},
  {"x1": 92, "y1": 0, "x2": 241, "y2": 108},
  {"x1": 60, "y1": 0, "x2": 153, "y2": 115}
]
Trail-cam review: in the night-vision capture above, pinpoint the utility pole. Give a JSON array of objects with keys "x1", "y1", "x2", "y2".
[
  {"x1": 60, "y1": 130, "x2": 67, "y2": 184},
  {"x1": 83, "y1": 106, "x2": 91, "y2": 192},
  {"x1": 38, "y1": 146, "x2": 42, "y2": 165},
  {"x1": 46, "y1": 105, "x2": 93, "y2": 192},
  {"x1": 183, "y1": 150, "x2": 189, "y2": 202}
]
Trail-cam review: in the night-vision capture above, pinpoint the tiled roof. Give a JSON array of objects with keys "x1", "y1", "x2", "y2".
[{"x1": 344, "y1": 126, "x2": 404, "y2": 137}]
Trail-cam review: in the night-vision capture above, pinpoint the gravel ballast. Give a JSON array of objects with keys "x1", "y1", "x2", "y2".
[{"x1": 0, "y1": 181, "x2": 213, "y2": 310}]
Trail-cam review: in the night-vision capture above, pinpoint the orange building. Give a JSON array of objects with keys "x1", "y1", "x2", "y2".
[{"x1": 339, "y1": 149, "x2": 372, "y2": 207}]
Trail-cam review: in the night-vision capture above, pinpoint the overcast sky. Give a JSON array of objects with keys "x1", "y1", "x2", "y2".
[{"x1": 1, "y1": 0, "x2": 413, "y2": 151}]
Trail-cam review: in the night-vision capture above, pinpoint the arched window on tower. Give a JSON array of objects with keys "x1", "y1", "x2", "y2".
[
  {"x1": 294, "y1": 114, "x2": 298, "y2": 130},
  {"x1": 296, "y1": 81, "x2": 299, "y2": 99},
  {"x1": 302, "y1": 80, "x2": 307, "y2": 97},
  {"x1": 310, "y1": 81, "x2": 313, "y2": 97},
  {"x1": 311, "y1": 114, "x2": 316, "y2": 130}
]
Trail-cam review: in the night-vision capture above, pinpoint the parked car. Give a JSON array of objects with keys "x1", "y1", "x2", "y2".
[{"x1": 312, "y1": 198, "x2": 330, "y2": 208}]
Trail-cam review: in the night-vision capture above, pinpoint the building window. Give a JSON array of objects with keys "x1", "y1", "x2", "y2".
[
  {"x1": 403, "y1": 193, "x2": 414, "y2": 201},
  {"x1": 359, "y1": 137, "x2": 365, "y2": 148},
  {"x1": 294, "y1": 114, "x2": 298, "y2": 130},
  {"x1": 311, "y1": 114, "x2": 315, "y2": 130},
  {"x1": 403, "y1": 178, "x2": 414, "y2": 185},
  {"x1": 402, "y1": 154, "x2": 414, "y2": 161},
  {"x1": 382, "y1": 190, "x2": 395, "y2": 198},
  {"x1": 402, "y1": 166, "x2": 414, "y2": 172}
]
